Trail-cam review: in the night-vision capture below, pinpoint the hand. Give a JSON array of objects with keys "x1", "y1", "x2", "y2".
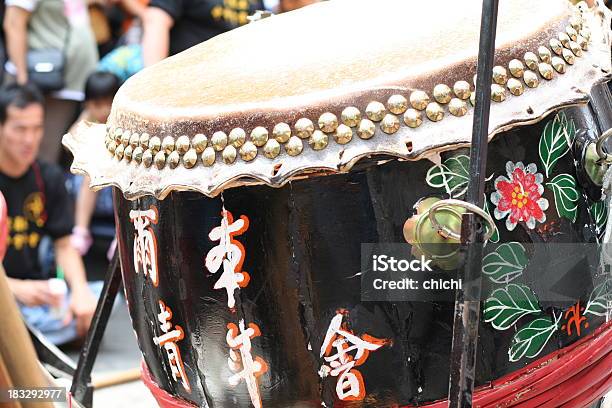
[
  {"x1": 8, "y1": 279, "x2": 64, "y2": 307},
  {"x1": 69, "y1": 286, "x2": 98, "y2": 337}
]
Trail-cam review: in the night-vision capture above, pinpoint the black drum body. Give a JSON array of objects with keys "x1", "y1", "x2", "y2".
[{"x1": 115, "y1": 96, "x2": 612, "y2": 407}]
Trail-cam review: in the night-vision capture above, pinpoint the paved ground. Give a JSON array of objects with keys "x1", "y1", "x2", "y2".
[{"x1": 65, "y1": 295, "x2": 157, "y2": 408}]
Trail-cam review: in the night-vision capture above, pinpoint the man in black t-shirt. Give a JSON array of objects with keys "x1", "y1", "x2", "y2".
[
  {"x1": 0, "y1": 83, "x2": 97, "y2": 345},
  {"x1": 142, "y1": 0, "x2": 265, "y2": 65}
]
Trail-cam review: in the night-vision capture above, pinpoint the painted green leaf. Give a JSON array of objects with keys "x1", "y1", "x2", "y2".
[
  {"x1": 546, "y1": 174, "x2": 579, "y2": 222},
  {"x1": 508, "y1": 316, "x2": 559, "y2": 362},
  {"x1": 539, "y1": 114, "x2": 571, "y2": 178},
  {"x1": 559, "y1": 111, "x2": 576, "y2": 145},
  {"x1": 484, "y1": 283, "x2": 540, "y2": 330},
  {"x1": 584, "y1": 279, "x2": 612, "y2": 317},
  {"x1": 482, "y1": 242, "x2": 528, "y2": 284},
  {"x1": 426, "y1": 155, "x2": 470, "y2": 198},
  {"x1": 483, "y1": 197, "x2": 500, "y2": 244},
  {"x1": 591, "y1": 201, "x2": 607, "y2": 238}
]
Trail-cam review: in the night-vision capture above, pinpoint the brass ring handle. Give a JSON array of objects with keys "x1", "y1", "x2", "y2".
[
  {"x1": 427, "y1": 199, "x2": 497, "y2": 242},
  {"x1": 594, "y1": 128, "x2": 612, "y2": 164}
]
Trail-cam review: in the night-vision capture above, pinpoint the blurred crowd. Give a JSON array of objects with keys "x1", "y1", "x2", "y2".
[{"x1": 0, "y1": 0, "x2": 317, "y2": 346}]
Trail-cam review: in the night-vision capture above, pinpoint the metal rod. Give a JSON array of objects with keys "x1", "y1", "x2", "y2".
[
  {"x1": 70, "y1": 252, "x2": 122, "y2": 407},
  {"x1": 448, "y1": 0, "x2": 499, "y2": 407}
]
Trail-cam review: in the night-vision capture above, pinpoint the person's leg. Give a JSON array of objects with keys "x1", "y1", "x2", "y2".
[{"x1": 39, "y1": 97, "x2": 78, "y2": 164}]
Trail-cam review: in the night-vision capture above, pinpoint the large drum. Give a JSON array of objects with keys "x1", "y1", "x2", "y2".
[{"x1": 64, "y1": 1, "x2": 612, "y2": 407}]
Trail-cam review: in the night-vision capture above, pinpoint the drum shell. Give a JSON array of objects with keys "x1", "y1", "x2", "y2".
[{"x1": 114, "y1": 94, "x2": 612, "y2": 407}]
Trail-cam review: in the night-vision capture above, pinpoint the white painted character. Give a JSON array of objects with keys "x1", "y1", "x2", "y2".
[
  {"x1": 129, "y1": 207, "x2": 159, "y2": 286},
  {"x1": 205, "y1": 210, "x2": 250, "y2": 308},
  {"x1": 226, "y1": 319, "x2": 268, "y2": 408}
]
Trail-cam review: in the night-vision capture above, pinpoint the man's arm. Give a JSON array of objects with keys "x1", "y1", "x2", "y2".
[
  {"x1": 54, "y1": 236, "x2": 97, "y2": 336},
  {"x1": 142, "y1": 6, "x2": 174, "y2": 66},
  {"x1": 3, "y1": 6, "x2": 31, "y2": 84}
]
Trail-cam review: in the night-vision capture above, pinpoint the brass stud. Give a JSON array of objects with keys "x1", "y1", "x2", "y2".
[
  {"x1": 523, "y1": 70, "x2": 539, "y2": 88},
  {"x1": 149, "y1": 136, "x2": 162, "y2": 154},
  {"x1": 562, "y1": 48, "x2": 575, "y2": 65},
  {"x1": 107, "y1": 141, "x2": 117, "y2": 154},
  {"x1": 272, "y1": 123, "x2": 291, "y2": 143},
  {"x1": 433, "y1": 84, "x2": 452, "y2": 104},
  {"x1": 470, "y1": 92, "x2": 476, "y2": 106},
  {"x1": 569, "y1": 15, "x2": 582, "y2": 31},
  {"x1": 492, "y1": 66, "x2": 508, "y2": 85},
  {"x1": 453, "y1": 81, "x2": 471, "y2": 100},
  {"x1": 566, "y1": 26, "x2": 578, "y2": 41},
  {"x1": 142, "y1": 149, "x2": 153, "y2": 168},
  {"x1": 285, "y1": 136, "x2": 303, "y2": 156},
  {"x1": 425, "y1": 102, "x2": 444, "y2": 122},
  {"x1": 183, "y1": 148, "x2": 197, "y2": 168},
  {"x1": 341, "y1": 107, "x2": 362, "y2": 127},
  {"x1": 192, "y1": 134, "x2": 208, "y2": 153},
  {"x1": 387, "y1": 95, "x2": 408, "y2": 115},
  {"x1": 334, "y1": 124, "x2": 353, "y2": 144},
  {"x1": 124, "y1": 145, "x2": 134, "y2": 162},
  {"x1": 507, "y1": 78, "x2": 524, "y2": 96},
  {"x1": 228, "y1": 128, "x2": 246, "y2": 148},
  {"x1": 211, "y1": 131, "x2": 228, "y2": 151},
  {"x1": 403, "y1": 109, "x2": 423, "y2": 128},
  {"x1": 559, "y1": 32, "x2": 571, "y2": 48},
  {"x1": 309, "y1": 130, "x2": 328, "y2": 150},
  {"x1": 295, "y1": 118, "x2": 315, "y2": 139},
  {"x1": 222, "y1": 145, "x2": 237, "y2": 164},
  {"x1": 524, "y1": 52, "x2": 538, "y2": 70},
  {"x1": 569, "y1": 41, "x2": 583, "y2": 57},
  {"x1": 139, "y1": 133, "x2": 150, "y2": 149},
  {"x1": 114, "y1": 128, "x2": 123, "y2": 143},
  {"x1": 537, "y1": 46, "x2": 552, "y2": 64},
  {"x1": 551, "y1": 56, "x2": 566, "y2": 74},
  {"x1": 491, "y1": 84, "x2": 506, "y2": 102},
  {"x1": 202, "y1": 147, "x2": 216, "y2": 166},
  {"x1": 154, "y1": 151, "x2": 166, "y2": 169},
  {"x1": 263, "y1": 139, "x2": 281, "y2": 159},
  {"x1": 250, "y1": 127, "x2": 269, "y2": 147},
  {"x1": 380, "y1": 114, "x2": 400, "y2": 134},
  {"x1": 239, "y1": 141, "x2": 258, "y2": 162},
  {"x1": 129, "y1": 132, "x2": 140, "y2": 148},
  {"x1": 168, "y1": 151, "x2": 180, "y2": 169},
  {"x1": 114, "y1": 143, "x2": 125, "y2": 160},
  {"x1": 366, "y1": 101, "x2": 387, "y2": 122},
  {"x1": 162, "y1": 136, "x2": 175, "y2": 154},
  {"x1": 579, "y1": 28, "x2": 591, "y2": 41},
  {"x1": 448, "y1": 98, "x2": 468, "y2": 117},
  {"x1": 121, "y1": 130, "x2": 131, "y2": 146},
  {"x1": 176, "y1": 135, "x2": 191, "y2": 154},
  {"x1": 577, "y1": 35, "x2": 588, "y2": 51},
  {"x1": 357, "y1": 119, "x2": 376, "y2": 139},
  {"x1": 410, "y1": 91, "x2": 430, "y2": 111},
  {"x1": 318, "y1": 112, "x2": 339, "y2": 133},
  {"x1": 509, "y1": 59, "x2": 525, "y2": 78},
  {"x1": 538, "y1": 62, "x2": 554, "y2": 80},
  {"x1": 549, "y1": 38, "x2": 563, "y2": 55}
]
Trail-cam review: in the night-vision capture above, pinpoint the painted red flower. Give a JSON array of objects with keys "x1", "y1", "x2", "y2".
[{"x1": 491, "y1": 162, "x2": 549, "y2": 231}]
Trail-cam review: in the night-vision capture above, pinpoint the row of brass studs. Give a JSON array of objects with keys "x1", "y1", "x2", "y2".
[{"x1": 104, "y1": 13, "x2": 589, "y2": 170}]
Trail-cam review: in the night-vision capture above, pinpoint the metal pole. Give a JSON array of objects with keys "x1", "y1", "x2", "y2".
[
  {"x1": 448, "y1": 0, "x2": 499, "y2": 407},
  {"x1": 70, "y1": 252, "x2": 122, "y2": 407}
]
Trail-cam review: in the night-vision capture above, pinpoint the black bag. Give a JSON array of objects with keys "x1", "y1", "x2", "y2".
[{"x1": 26, "y1": 48, "x2": 65, "y2": 92}]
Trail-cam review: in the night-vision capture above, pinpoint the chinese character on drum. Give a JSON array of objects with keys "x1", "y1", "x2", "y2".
[
  {"x1": 129, "y1": 207, "x2": 159, "y2": 286},
  {"x1": 205, "y1": 210, "x2": 251, "y2": 308},
  {"x1": 153, "y1": 301, "x2": 191, "y2": 393},
  {"x1": 319, "y1": 312, "x2": 388, "y2": 401},
  {"x1": 226, "y1": 320, "x2": 268, "y2": 408}
]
